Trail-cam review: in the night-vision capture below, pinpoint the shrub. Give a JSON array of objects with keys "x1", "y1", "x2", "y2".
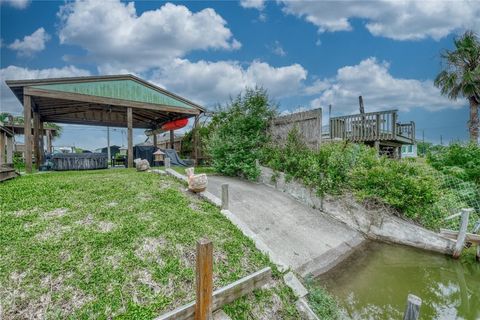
[
  {"x1": 208, "y1": 88, "x2": 276, "y2": 180},
  {"x1": 428, "y1": 143, "x2": 480, "y2": 185},
  {"x1": 261, "y1": 128, "x2": 477, "y2": 229}
]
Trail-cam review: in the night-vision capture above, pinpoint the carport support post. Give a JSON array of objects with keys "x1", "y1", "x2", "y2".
[
  {"x1": 33, "y1": 110, "x2": 40, "y2": 169},
  {"x1": 0, "y1": 132, "x2": 5, "y2": 166},
  {"x1": 39, "y1": 121, "x2": 44, "y2": 165},
  {"x1": 24, "y1": 95, "x2": 33, "y2": 173},
  {"x1": 153, "y1": 133, "x2": 157, "y2": 148},
  {"x1": 6, "y1": 135, "x2": 14, "y2": 164},
  {"x1": 46, "y1": 129, "x2": 52, "y2": 153},
  {"x1": 169, "y1": 130, "x2": 174, "y2": 149},
  {"x1": 127, "y1": 107, "x2": 133, "y2": 168}
]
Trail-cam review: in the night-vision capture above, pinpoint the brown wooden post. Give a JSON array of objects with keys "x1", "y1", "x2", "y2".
[
  {"x1": 6, "y1": 135, "x2": 14, "y2": 164},
  {"x1": 33, "y1": 110, "x2": 40, "y2": 169},
  {"x1": 46, "y1": 129, "x2": 52, "y2": 153},
  {"x1": 153, "y1": 133, "x2": 158, "y2": 149},
  {"x1": 127, "y1": 107, "x2": 133, "y2": 168},
  {"x1": 0, "y1": 132, "x2": 5, "y2": 166},
  {"x1": 170, "y1": 129, "x2": 174, "y2": 150},
  {"x1": 24, "y1": 95, "x2": 33, "y2": 173},
  {"x1": 193, "y1": 114, "x2": 200, "y2": 163},
  {"x1": 195, "y1": 238, "x2": 213, "y2": 320},
  {"x1": 39, "y1": 121, "x2": 44, "y2": 165}
]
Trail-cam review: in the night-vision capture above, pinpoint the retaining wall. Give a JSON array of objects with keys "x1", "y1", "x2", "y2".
[{"x1": 259, "y1": 166, "x2": 456, "y2": 255}]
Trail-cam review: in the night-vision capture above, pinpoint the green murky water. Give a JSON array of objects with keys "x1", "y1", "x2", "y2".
[{"x1": 316, "y1": 242, "x2": 480, "y2": 320}]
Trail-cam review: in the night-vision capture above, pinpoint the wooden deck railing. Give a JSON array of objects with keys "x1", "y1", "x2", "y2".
[{"x1": 329, "y1": 110, "x2": 415, "y2": 143}]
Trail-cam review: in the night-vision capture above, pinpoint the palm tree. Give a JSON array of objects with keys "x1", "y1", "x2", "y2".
[{"x1": 435, "y1": 30, "x2": 480, "y2": 144}]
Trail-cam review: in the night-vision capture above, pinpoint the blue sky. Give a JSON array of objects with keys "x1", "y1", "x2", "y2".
[{"x1": 1, "y1": 0, "x2": 479, "y2": 149}]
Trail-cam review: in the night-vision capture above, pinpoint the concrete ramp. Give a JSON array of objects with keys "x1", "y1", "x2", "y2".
[{"x1": 207, "y1": 176, "x2": 364, "y2": 277}]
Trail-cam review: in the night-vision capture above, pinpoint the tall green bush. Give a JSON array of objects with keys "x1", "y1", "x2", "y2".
[
  {"x1": 208, "y1": 88, "x2": 276, "y2": 180},
  {"x1": 261, "y1": 128, "x2": 475, "y2": 229}
]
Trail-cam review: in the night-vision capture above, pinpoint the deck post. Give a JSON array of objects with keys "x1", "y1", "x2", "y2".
[
  {"x1": 195, "y1": 238, "x2": 213, "y2": 320},
  {"x1": 33, "y1": 110, "x2": 40, "y2": 169},
  {"x1": 127, "y1": 107, "x2": 133, "y2": 168},
  {"x1": 453, "y1": 208, "x2": 472, "y2": 259},
  {"x1": 24, "y1": 95, "x2": 33, "y2": 173},
  {"x1": 0, "y1": 132, "x2": 5, "y2": 166},
  {"x1": 221, "y1": 183, "x2": 229, "y2": 210},
  {"x1": 170, "y1": 129, "x2": 174, "y2": 149},
  {"x1": 403, "y1": 294, "x2": 422, "y2": 320},
  {"x1": 6, "y1": 135, "x2": 14, "y2": 164},
  {"x1": 374, "y1": 141, "x2": 380, "y2": 153}
]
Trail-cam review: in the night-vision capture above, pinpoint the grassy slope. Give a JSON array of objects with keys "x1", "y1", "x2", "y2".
[{"x1": 0, "y1": 169, "x2": 299, "y2": 319}]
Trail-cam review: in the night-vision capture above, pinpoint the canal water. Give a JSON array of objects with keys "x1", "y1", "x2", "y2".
[{"x1": 315, "y1": 241, "x2": 480, "y2": 320}]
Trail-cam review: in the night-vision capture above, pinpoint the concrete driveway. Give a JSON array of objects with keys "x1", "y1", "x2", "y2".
[{"x1": 206, "y1": 175, "x2": 364, "y2": 277}]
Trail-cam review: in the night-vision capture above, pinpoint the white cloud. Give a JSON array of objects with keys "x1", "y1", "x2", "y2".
[
  {"x1": 150, "y1": 59, "x2": 307, "y2": 105},
  {"x1": 239, "y1": 0, "x2": 265, "y2": 10},
  {"x1": 310, "y1": 58, "x2": 465, "y2": 115},
  {"x1": 269, "y1": 40, "x2": 286, "y2": 57},
  {"x1": 0, "y1": 0, "x2": 29, "y2": 9},
  {"x1": 280, "y1": 0, "x2": 480, "y2": 40},
  {"x1": 0, "y1": 65, "x2": 91, "y2": 114},
  {"x1": 58, "y1": 0, "x2": 241, "y2": 72},
  {"x1": 8, "y1": 27, "x2": 51, "y2": 57}
]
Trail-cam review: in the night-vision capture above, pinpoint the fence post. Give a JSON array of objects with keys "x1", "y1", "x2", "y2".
[
  {"x1": 195, "y1": 238, "x2": 213, "y2": 320},
  {"x1": 403, "y1": 294, "x2": 422, "y2": 320},
  {"x1": 453, "y1": 208, "x2": 472, "y2": 259},
  {"x1": 165, "y1": 157, "x2": 171, "y2": 169},
  {"x1": 221, "y1": 184, "x2": 229, "y2": 210}
]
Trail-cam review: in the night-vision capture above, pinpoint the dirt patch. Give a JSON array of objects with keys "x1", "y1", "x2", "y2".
[
  {"x1": 97, "y1": 221, "x2": 115, "y2": 233},
  {"x1": 75, "y1": 214, "x2": 94, "y2": 227},
  {"x1": 0, "y1": 271, "x2": 91, "y2": 319},
  {"x1": 44, "y1": 208, "x2": 68, "y2": 218},
  {"x1": 134, "y1": 237, "x2": 167, "y2": 264},
  {"x1": 106, "y1": 201, "x2": 118, "y2": 207},
  {"x1": 35, "y1": 223, "x2": 71, "y2": 241},
  {"x1": 136, "y1": 193, "x2": 152, "y2": 202}
]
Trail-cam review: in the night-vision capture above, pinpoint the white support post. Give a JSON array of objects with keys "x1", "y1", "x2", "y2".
[
  {"x1": 453, "y1": 208, "x2": 472, "y2": 259},
  {"x1": 221, "y1": 183, "x2": 229, "y2": 210},
  {"x1": 403, "y1": 294, "x2": 422, "y2": 320}
]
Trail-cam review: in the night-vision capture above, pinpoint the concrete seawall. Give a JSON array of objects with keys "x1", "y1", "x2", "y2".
[{"x1": 259, "y1": 166, "x2": 456, "y2": 255}]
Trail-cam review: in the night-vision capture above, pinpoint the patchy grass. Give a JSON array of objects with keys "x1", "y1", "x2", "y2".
[{"x1": 0, "y1": 169, "x2": 299, "y2": 319}]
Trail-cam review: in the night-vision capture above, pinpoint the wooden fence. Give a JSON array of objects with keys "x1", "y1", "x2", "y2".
[
  {"x1": 270, "y1": 108, "x2": 322, "y2": 149},
  {"x1": 156, "y1": 238, "x2": 272, "y2": 320}
]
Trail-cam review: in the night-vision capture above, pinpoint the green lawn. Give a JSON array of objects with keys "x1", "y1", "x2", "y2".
[{"x1": 0, "y1": 169, "x2": 299, "y2": 319}]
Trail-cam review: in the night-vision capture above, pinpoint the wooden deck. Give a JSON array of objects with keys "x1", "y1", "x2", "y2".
[
  {"x1": 0, "y1": 166, "x2": 17, "y2": 182},
  {"x1": 329, "y1": 110, "x2": 415, "y2": 145}
]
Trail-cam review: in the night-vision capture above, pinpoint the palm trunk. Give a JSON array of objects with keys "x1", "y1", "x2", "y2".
[{"x1": 469, "y1": 97, "x2": 479, "y2": 144}]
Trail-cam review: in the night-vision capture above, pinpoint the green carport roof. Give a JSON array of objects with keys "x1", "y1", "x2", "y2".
[{"x1": 6, "y1": 74, "x2": 204, "y2": 129}]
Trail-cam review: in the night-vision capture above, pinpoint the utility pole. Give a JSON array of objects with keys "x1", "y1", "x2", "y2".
[
  {"x1": 107, "y1": 126, "x2": 111, "y2": 167},
  {"x1": 440, "y1": 135, "x2": 443, "y2": 146}
]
